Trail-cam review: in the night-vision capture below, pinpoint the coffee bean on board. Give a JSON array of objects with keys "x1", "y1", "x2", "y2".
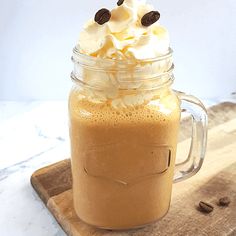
[
  {"x1": 198, "y1": 201, "x2": 214, "y2": 213},
  {"x1": 219, "y1": 197, "x2": 231, "y2": 206}
]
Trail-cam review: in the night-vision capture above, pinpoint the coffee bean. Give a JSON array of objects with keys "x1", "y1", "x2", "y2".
[
  {"x1": 199, "y1": 201, "x2": 214, "y2": 213},
  {"x1": 94, "y1": 8, "x2": 111, "y2": 25},
  {"x1": 117, "y1": 0, "x2": 124, "y2": 6},
  {"x1": 141, "y1": 11, "x2": 160, "y2": 27},
  {"x1": 219, "y1": 197, "x2": 230, "y2": 206}
]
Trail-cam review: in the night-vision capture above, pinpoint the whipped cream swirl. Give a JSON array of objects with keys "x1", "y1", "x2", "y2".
[
  {"x1": 73, "y1": 0, "x2": 173, "y2": 108},
  {"x1": 78, "y1": 0, "x2": 170, "y2": 60}
]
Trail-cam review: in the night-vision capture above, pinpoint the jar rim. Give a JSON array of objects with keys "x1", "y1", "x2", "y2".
[
  {"x1": 72, "y1": 47, "x2": 173, "y2": 67},
  {"x1": 71, "y1": 70, "x2": 174, "y2": 92},
  {"x1": 71, "y1": 47, "x2": 174, "y2": 91}
]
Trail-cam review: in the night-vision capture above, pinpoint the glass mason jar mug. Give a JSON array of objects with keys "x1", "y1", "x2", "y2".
[{"x1": 69, "y1": 47, "x2": 208, "y2": 230}]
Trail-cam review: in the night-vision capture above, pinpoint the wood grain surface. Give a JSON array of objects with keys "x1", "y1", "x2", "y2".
[{"x1": 31, "y1": 102, "x2": 236, "y2": 236}]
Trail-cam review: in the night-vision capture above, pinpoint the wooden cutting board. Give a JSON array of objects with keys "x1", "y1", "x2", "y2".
[{"x1": 31, "y1": 102, "x2": 236, "y2": 236}]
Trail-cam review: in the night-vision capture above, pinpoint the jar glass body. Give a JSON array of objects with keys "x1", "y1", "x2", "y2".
[{"x1": 69, "y1": 49, "x2": 182, "y2": 229}]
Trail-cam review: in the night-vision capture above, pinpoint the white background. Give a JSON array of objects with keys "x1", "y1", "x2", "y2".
[{"x1": 1, "y1": 0, "x2": 236, "y2": 101}]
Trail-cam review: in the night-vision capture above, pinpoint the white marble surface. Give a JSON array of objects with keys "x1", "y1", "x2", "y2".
[
  {"x1": 0, "y1": 96, "x2": 235, "y2": 236},
  {"x1": 0, "y1": 101, "x2": 69, "y2": 236}
]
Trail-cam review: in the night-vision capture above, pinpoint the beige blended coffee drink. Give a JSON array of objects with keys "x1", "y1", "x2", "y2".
[
  {"x1": 69, "y1": 0, "x2": 207, "y2": 230},
  {"x1": 70, "y1": 91, "x2": 180, "y2": 229}
]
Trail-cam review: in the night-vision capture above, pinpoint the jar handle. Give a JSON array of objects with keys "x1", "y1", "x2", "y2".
[{"x1": 173, "y1": 91, "x2": 208, "y2": 183}]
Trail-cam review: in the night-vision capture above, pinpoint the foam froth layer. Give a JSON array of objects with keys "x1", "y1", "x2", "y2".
[{"x1": 69, "y1": 88, "x2": 180, "y2": 126}]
